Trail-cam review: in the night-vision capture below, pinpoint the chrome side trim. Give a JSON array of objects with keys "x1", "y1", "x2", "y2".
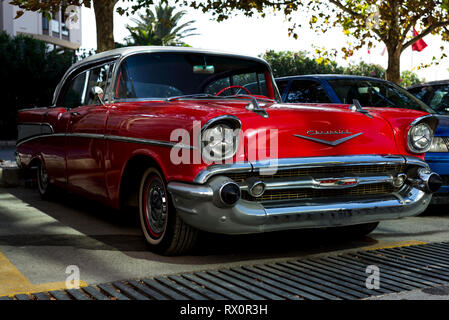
[
  {"x1": 16, "y1": 132, "x2": 193, "y2": 149},
  {"x1": 105, "y1": 135, "x2": 194, "y2": 149},
  {"x1": 194, "y1": 155, "x2": 412, "y2": 184}
]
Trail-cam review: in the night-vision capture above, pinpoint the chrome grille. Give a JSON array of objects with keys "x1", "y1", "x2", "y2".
[
  {"x1": 226, "y1": 164, "x2": 408, "y2": 202},
  {"x1": 226, "y1": 164, "x2": 406, "y2": 183},
  {"x1": 242, "y1": 183, "x2": 396, "y2": 202}
]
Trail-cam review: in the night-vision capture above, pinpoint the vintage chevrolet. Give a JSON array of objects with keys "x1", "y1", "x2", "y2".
[{"x1": 16, "y1": 47, "x2": 442, "y2": 255}]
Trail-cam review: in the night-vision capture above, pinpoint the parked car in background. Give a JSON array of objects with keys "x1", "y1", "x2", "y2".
[
  {"x1": 276, "y1": 75, "x2": 449, "y2": 203},
  {"x1": 15, "y1": 49, "x2": 442, "y2": 255},
  {"x1": 408, "y1": 80, "x2": 449, "y2": 115}
]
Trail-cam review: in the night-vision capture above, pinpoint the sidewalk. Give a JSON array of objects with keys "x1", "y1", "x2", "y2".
[
  {"x1": 0, "y1": 141, "x2": 16, "y2": 148},
  {"x1": 0, "y1": 142, "x2": 19, "y2": 187},
  {"x1": 368, "y1": 285, "x2": 449, "y2": 300}
]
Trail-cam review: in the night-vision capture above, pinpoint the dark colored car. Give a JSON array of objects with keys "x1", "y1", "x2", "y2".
[
  {"x1": 408, "y1": 80, "x2": 449, "y2": 115},
  {"x1": 276, "y1": 75, "x2": 449, "y2": 203}
]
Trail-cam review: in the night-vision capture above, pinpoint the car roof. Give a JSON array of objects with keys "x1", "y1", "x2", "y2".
[
  {"x1": 407, "y1": 80, "x2": 449, "y2": 90},
  {"x1": 53, "y1": 46, "x2": 271, "y2": 106},
  {"x1": 275, "y1": 74, "x2": 388, "y2": 82},
  {"x1": 71, "y1": 46, "x2": 269, "y2": 72}
]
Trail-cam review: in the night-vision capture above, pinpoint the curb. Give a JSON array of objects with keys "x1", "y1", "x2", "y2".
[
  {"x1": 0, "y1": 166, "x2": 21, "y2": 187},
  {"x1": 0, "y1": 141, "x2": 16, "y2": 148}
]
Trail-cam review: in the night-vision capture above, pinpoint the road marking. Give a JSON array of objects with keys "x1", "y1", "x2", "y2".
[
  {"x1": 0, "y1": 252, "x2": 87, "y2": 297},
  {"x1": 363, "y1": 240, "x2": 427, "y2": 251}
]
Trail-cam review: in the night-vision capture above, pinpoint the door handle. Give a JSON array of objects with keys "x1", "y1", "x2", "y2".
[{"x1": 70, "y1": 111, "x2": 80, "y2": 116}]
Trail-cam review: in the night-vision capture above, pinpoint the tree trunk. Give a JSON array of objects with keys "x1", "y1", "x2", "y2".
[
  {"x1": 386, "y1": 47, "x2": 402, "y2": 85},
  {"x1": 93, "y1": 0, "x2": 118, "y2": 52}
]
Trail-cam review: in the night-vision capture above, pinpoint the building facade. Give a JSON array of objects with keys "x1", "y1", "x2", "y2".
[{"x1": 0, "y1": 2, "x2": 81, "y2": 50}]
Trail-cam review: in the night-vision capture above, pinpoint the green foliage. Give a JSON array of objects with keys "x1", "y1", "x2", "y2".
[
  {"x1": 262, "y1": 50, "x2": 344, "y2": 77},
  {"x1": 344, "y1": 61, "x2": 386, "y2": 78},
  {"x1": 124, "y1": 2, "x2": 198, "y2": 46},
  {"x1": 400, "y1": 70, "x2": 425, "y2": 87},
  {"x1": 173, "y1": 0, "x2": 449, "y2": 83},
  {"x1": 0, "y1": 32, "x2": 76, "y2": 139}
]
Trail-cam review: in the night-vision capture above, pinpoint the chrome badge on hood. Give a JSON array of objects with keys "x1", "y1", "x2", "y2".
[{"x1": 294, "y1": 130, "x2": 363, "y2": 146}]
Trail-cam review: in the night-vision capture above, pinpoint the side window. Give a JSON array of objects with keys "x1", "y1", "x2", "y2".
[
  {"x1": 60, "y1": 71, "x2": 88, "y2": 108},
  {"x1": 275, "y1": 80, "x2": 289, "y2": 100},
  {"x1": 286, "y1": 80, "x2": 331, "y2": 103},
  {"x1": 409, "y1": 86, "x2": 433, "y2": 104},
  {"x1": 429, "y1": 85, "x2": 449, "y2": 112},
  {"x1": 85, "y1": 64, "x2": 111, "y2": 105}
]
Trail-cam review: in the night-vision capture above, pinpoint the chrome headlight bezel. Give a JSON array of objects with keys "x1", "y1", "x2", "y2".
[
  {"x1": 407, "y1": 122, "x2": 433, "y2": 153},
  {"x1": 429, "y1": 137, "x2": 449, "y2": 153},
  {"x1": 200, "y1": 116, "x2": 241, "y2": 163}
]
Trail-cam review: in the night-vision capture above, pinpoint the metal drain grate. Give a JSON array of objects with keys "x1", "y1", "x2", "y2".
[{"x1": 3, "y1": 241, "x2": 449, "y2": 300}]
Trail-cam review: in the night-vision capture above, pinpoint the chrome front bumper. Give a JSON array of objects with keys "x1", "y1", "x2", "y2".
[{"x1": 167, "y1": 155, "x2": 436, "y2": 235}]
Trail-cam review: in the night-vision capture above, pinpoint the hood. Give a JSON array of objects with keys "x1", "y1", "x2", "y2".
[
  {"x1": 120, "y1": 100, "x2": 429, "y2": 162},
  {"x1": 238, "y1": 102, "x2": 402, "y2": 161},
  {"x1": 364, "y1": 107, "x2": 433, "y2": 157}
]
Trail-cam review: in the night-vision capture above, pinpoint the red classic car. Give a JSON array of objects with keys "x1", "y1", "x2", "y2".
[{"x1": 16, "y1": 47, "x2": 442, "y2": 255}]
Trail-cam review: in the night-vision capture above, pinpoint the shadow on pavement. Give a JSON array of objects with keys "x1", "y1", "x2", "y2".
[{"x1": 2, "y1": 186, "x2": 392, "y2": 265}]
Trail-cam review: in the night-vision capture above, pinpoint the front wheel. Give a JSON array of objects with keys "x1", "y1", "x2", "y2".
[{"x1": 139, "y1": 167, "x2": 198, "y2": 255}]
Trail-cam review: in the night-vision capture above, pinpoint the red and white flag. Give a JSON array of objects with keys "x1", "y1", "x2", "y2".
[{"x1": 412, "y1": 28, "x2": 428, "y2": 52}]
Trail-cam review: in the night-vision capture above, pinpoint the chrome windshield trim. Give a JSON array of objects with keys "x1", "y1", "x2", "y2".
[{"x1": 194, "y1": 155, "x2": 428, "y2": 184}]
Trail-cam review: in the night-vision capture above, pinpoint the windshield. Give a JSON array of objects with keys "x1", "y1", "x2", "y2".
[
  {"x1": 114, "y1": 52, "x2": 278, "y2": 100},
  {"x1": 327, "y1": 79, "x2": 434, "y2": 113}
]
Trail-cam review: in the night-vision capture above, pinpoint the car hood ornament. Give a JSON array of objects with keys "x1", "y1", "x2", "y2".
[{"x1": 294, "y1": 131, "x2": 363, "y2": 146}]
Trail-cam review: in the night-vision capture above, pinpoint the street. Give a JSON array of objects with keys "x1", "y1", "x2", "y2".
[{"x1": 0, "y1": 185, "x2": 448, "y2": 298}]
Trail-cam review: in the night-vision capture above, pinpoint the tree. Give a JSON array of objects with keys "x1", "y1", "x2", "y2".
[
  {"x1": 125, "y1": 2, "x2": 197, "y2": 46},
  {"x1": 172, "y1": 0, "x2": 449, "y2": 84},
  {"x1": 262, "y1": 50, "x2": 424, "y2": 86},
  {"x1": 9, "y1": 0, "x2": 155, "y2": 52},
  {"x1": 0, "y1": 32, "x2": 76, "y2": 139},
  {"x1": 261, "y1": 50, "x2": 344, "y2": 77}
]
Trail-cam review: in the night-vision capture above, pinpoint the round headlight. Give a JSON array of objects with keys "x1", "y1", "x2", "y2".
[
  {"x1": 201, "y1": 123, "x2": 239, "y2": 162},
  {"x1": 429, "y1": 137, "x2": 449, "y2": 153},
  {"x1": 407, "y1": 123, "x2": 433, "y2": 153}
]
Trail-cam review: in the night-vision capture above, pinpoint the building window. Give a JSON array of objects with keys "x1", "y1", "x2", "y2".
[{"x1": 42, "y1": 16, "x2": 49, "y2": 35}]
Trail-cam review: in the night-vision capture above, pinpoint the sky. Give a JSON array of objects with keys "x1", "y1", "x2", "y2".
[{"x1": 80, "y1": 1, "x2": 449, "y2": 82}]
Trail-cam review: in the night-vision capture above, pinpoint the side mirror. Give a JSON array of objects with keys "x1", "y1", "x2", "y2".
[{"x1": 91, "y1": 86, "x2": 105, "y2": 105}]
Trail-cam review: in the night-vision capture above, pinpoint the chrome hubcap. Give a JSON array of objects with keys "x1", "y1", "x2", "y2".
[
  {"x1": 145, "y1": 181, "x2": 167, "y2": 235},
  {"x1": 39, "y1": 164, "x2": 48, "y2": 191}
]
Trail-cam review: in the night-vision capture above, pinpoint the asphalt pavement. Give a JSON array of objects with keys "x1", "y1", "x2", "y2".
[{"x1": 0, "y1": 184, "x2": 449, "y2": 298}]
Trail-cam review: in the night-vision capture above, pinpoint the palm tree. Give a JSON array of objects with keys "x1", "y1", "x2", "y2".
[{"x1": 125, "y1": 2, "x2": 198, "y2": 46}]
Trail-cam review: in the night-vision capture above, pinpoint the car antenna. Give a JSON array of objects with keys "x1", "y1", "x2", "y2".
[{"x1": 349, "y1": 99, "x2": 372, "y2": 118}]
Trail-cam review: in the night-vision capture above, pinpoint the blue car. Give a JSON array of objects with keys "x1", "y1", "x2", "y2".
[{"x1": 276, "y1": 75, "x2": 449, "y2": 203}]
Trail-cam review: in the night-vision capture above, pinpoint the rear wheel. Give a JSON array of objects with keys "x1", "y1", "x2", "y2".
[
  {"x1": 139, "y1": 167, "x2": 198, "y2": 255},
  {"x1": 36, "y1": 161, "x2": 55, "y2": 199}
]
